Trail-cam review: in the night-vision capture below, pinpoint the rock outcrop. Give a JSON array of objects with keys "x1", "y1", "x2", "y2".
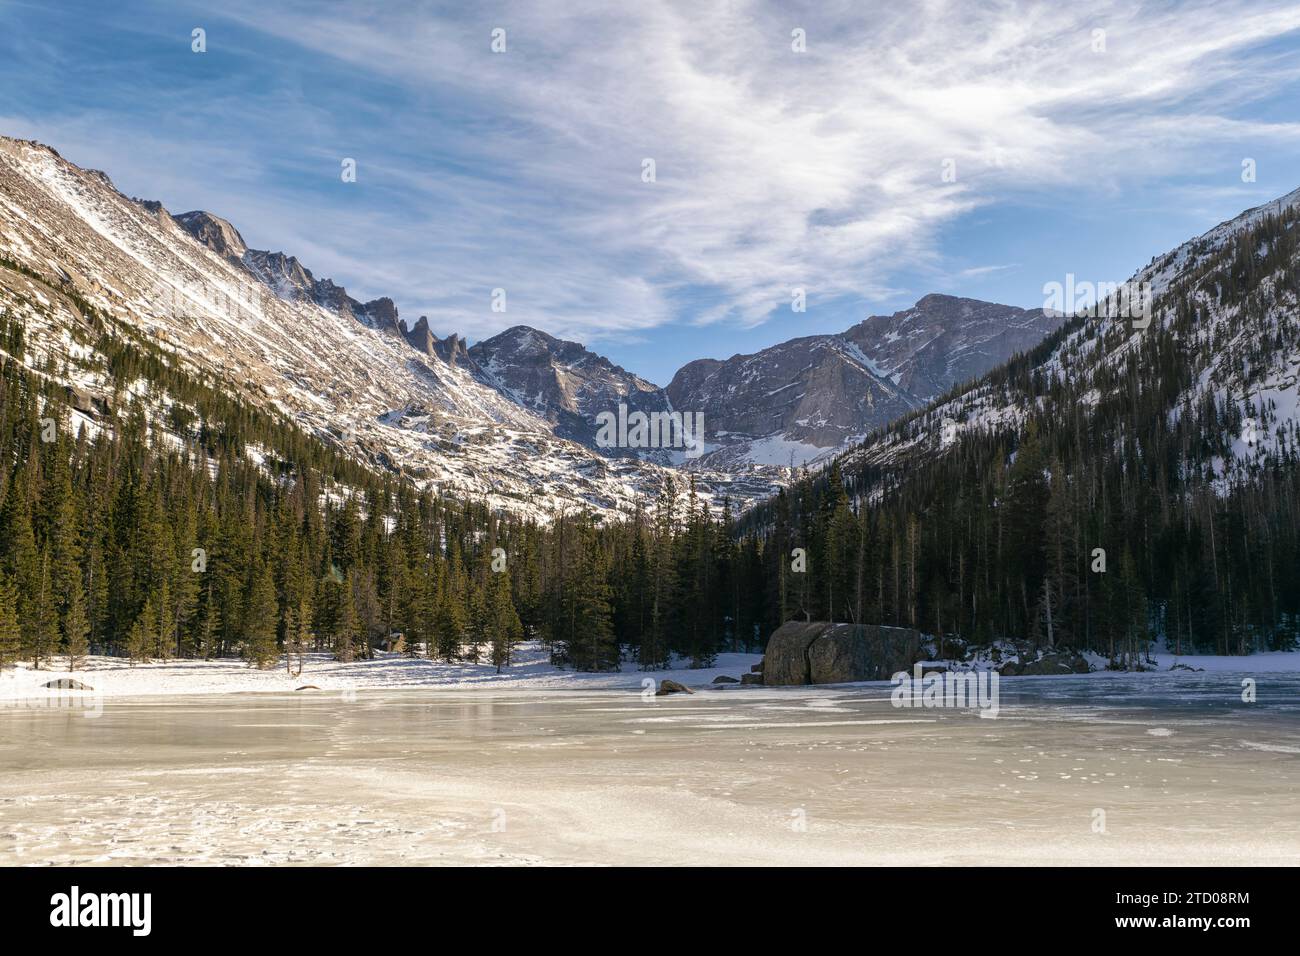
[
  {"x1": 470, "y1": 325, "x2": 669, "y2": 455},
  {"x1": 401, "y1": 315, "x2": 439, "y2": 355},
  {"x1": 655, "y1": 679, "x2": 694, "y2": 696},
  {"x1": 42, "y1": 678, "x2": 93, "y2": 690},
  {"x1": 763, "y1": 621, "x2": 920, "y2": 685},
  {"x1": 998, "y1": 651, "x2": 1091, "y2": 676}
]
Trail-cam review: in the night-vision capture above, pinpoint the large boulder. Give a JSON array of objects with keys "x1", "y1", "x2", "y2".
[
  {"x1": 806, "y1": 625, "x2": 872, "y2": 684},
  {"x1": 763, "y1": 622, "x2": 921, "y2": 685},
  {"x1": 762, "y1": 622, "x2": 824, "y2": 685},
  {"x1": 64, "y1": 385, "x2": 110, "y2": 418}
]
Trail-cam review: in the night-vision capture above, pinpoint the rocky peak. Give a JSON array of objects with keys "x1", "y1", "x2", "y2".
[
  {"x1": 174, "y1": 210, "x2": 249, "y2": 261},
  {"x1": 666, "y1": 293, "x2": 1064, "y2": 469},
  {"x1": 434, "y1": 332, "x2": 472, "y2": 367},
  {"x1": 242, "y1": 249, "x2": 317, "y2": 300},
  {"x1": 842, "y1": 294, "x2": 1061, "y2": 402},
  {"x1": 469, "y1": 325, "x2": 670, "y2": 455},
  {"x1": 400, "y1": 315, "x2": 439, "y2": 355},
  {"x1": 360, "y1": 296, "x2": 400, "y2": 335}
]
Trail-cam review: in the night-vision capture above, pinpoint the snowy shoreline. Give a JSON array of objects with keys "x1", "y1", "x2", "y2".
[
  {"x1": 2, "y1": 641, "x2": 1299, "y2": 703},
  {"x1": 0, "y1": 643, "x2": 767, "y2": 701}
]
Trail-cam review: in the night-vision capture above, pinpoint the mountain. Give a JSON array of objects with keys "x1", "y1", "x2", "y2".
[
  {"x1": 844, "y1": 185, "x2": 1300, "y2": 478},
  {"x1": 668, "y1": 335, "x2": 920, "y2": 469},
  {"x1": 6, "y1": 131, "x2": 1297, "y2": 658},
  {"x1": 0, "y1": 136, "x2": 735, "y2": 519},
  {"x1": 469, "y1": 326, "x2": 671, "y2": 457},
  {"x1": 0, "y1": 134, "x2": 1068, "y2": 519},
  {"x1": 841, "y1": 293, "x2": 1062, "y2": 403},
  {"x1": 666, "y1": 294, "x2": 1062, "y2": 471},
  {"x1": 173, "y1": 209, "x2": 401, "y2": 332},
  {"x1": 735, "y1": 184, "x2": 1300, "y2": 655}
]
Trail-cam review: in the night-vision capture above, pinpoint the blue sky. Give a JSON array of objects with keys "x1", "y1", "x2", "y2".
[{"x1": 3, "y1": 0, "x2": 1300, "y2": 385}]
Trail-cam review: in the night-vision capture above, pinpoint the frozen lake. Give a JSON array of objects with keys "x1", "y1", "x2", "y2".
[{"x1": 2, "y1": 671, "x2": 1298, "y2": 865}]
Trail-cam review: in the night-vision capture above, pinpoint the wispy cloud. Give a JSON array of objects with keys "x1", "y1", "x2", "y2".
[
  {"x1": 5, "y1": 0, "x2": 1300, "y2": 355},
  {"x1": 958, "y1": 264, "x2": 1018, "y2": 279}
]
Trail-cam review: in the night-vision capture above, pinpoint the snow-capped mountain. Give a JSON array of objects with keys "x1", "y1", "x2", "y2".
[
  {"x1": 841, "y1": 294, "x2": 1062, "y2": 403},
  {"x1": 668, "y1": 335, "x2": 921, "y2": 470},
  {"x1": 0, "y1": 134, "x2": 1074, "y2": 519},
  {"x1": 469, "y1": 326, "x2": 671, "y2": 458},
  {"x1": 465, "y1": 297, "x2": 1063, "y2": 476},
  {"x1": 843, "y1": 185, "x2": 1300, "y2": 485},
  {"x1": 666, "y1": 295, "x2": 1062, "y2": 471},
  {"x1": 0, "y1": 136, "x2": 759, "y2": 518}
]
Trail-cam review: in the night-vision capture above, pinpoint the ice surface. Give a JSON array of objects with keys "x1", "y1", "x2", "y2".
[{"x1": 2, "y1": 669, "x2": 1297, "y2": 865}]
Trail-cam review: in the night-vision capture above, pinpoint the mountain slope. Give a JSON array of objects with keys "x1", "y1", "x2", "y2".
[
  {"x1": 845, "y1": 186, "x2": 1300, "y2": 479},
  {"x1": 734, "y1": 185, "x2": 1300, "y2": 655},
  {"x1": 0, "y1": 134, "x2": 1073, "y2": 518},
  {"x1": 0, "y1": 136, "x2": 722, "y2": 518},
  {"x1": 469, "y1": 326, "x2": 671, "y2": 457},
  {"x1": 667, "y1": 294, "x2": 1061, "y2": 471},
  {"x1": 841, "y1": 293, "x2": 1061, "y2": 403}
]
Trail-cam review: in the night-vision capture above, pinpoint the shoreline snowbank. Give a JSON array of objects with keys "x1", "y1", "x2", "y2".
[
  {"x1": 2, "y1": 641, "x2": 1297, "y2": 703},
  {"x1": 0, "y1": 642, "x2": 764, "y2": 701}
]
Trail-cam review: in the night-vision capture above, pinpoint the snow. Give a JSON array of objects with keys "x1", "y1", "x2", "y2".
[
  {"x1": 5, "y1": 640, "x2": 1297, "y2": 706},
  {"x1": 739, "y1": 432, "x2": 829, "y2": 467},
  {"x1": 0, "y1": 642, "x2": 764, "y2": 701},
  {"x1": 1145, "y1": 650, "x2": 1300, "y2": 673}
]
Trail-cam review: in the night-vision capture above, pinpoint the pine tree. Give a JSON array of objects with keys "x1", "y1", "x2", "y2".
[
  {"x1": 430, "y1": 541, "x2": 463, "y2": 661},
  {"x1": 63, "y1": 580, "x2": 90, "y2": 671},
  {"x1": 29, "y1": 551, "x2": 59, "y2": 669},
  {"x1": 433, "y1": 585, "x2": 465, "y2": 662},
  {"x1": 564, "y1": 528, "x2": 618, "y2": 671},
  {"x1": 0, "y1": 573, "x2": 20, "y2": 671},
  {"x1": 284, "y1": 589, "x2": 311, "y2": 677},
  {"x1": 488, "y1": 568, "x2": 523, "y2": 673},
  {"x1": 400, "y1": 564, "x2": 429, "y2": 658},
  {"x1": 643, "y1": 480, "x2": 677, "y2": 669},
  {"x1": 194, "y1": 577, "x2": 220, "y2": 659},
  {"x1": 154, "y1": 576, "x2": 173, "y2": 661},
  {"x1": 128, "y1": 598, "x2": 155, "y2": 666},
  {"x1": 243, "y1": 561, "x2": 279, "y2": 668},
  {"x1": 333, "y1": 573, "x2": 359, "y2": 663},
  {"x1": 0, "y1": 471, "x2": 38, "y2": 591},
  {"x1": 85, "y1": 540, "x2": 110, "y2": 650},
  {"x1": 463, "y1": 577, "x2": 487, "y2": 663}
]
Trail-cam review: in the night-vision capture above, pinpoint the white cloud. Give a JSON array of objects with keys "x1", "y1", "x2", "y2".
[
  {"x1": 14, "y1": 0, "x2": 1300, "y2": 345},
  {"x1": 205, "y1": 0, "x2": 1300, "y2": 337}
]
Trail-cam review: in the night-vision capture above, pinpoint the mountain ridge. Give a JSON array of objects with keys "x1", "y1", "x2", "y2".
[
  {"x1": 0, "y1": 132, "x2": 1149, "y2": 518},
  {"x1": 0, "y1": 134, "x2": 735, "y2": 519}
]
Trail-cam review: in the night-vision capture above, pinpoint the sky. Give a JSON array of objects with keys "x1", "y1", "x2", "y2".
[{"x1": 2, "y1": 0, "x2": 1300, "y2": 385}]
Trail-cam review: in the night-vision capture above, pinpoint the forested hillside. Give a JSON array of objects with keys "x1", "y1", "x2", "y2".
[
  {"x1": 738, "y1": 200, "x2": 1300, "y2": 660},
  {"x1": 0, "y1": 273, "x2": 763, "y2": 673},
  {"x1": 4, "y1": 197, "x2": 1300, "y2": 674}
]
